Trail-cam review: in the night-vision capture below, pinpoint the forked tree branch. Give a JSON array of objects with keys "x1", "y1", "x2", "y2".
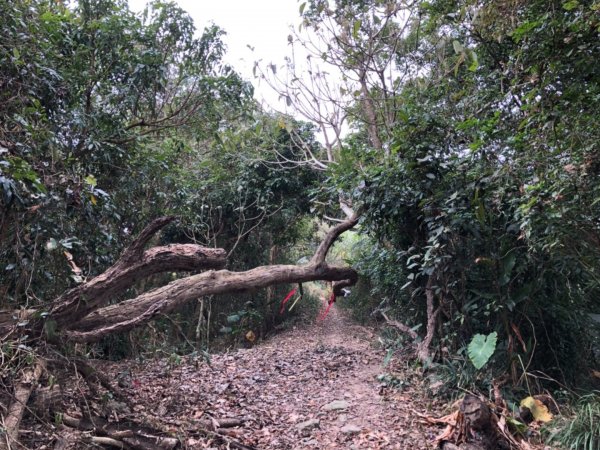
[{"x1": 310, "y1": 215, "x2": 359, "y2": 265}]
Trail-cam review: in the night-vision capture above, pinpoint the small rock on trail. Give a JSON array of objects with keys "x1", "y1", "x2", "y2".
[
  {"x1": 341, "y1": 423, "x2": 362, "y2": 434},
  {"x1": 296, "y1": 419, "x2": 320, "y2": 431},
  {"x1": 322, "y1": 400, "x2": 350, "y2": 411}
]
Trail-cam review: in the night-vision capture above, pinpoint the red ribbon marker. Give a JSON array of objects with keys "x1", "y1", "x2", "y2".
[
  {"x1": 318, "y1": 292, "x2": 336, "y2": 321},
  {"x1": 279, "y1": 288, "x2": 297, "y2": 314}
]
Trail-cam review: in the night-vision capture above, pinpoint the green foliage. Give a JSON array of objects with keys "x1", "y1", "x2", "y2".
[
  {"x1": 0, "y1": 0, "x2": 326, "y2": 361},
  {"x1": 377, "y1": 373, "x2": 409, "y2": 390},
  {"x1": 320, "y1": 0, "x2": 600, "y2": 386},
  {"x1": 467, "y1": 332, "x2": 497, "y2": 370},
  {"x1": 2, "y1": 0, "x2": 599, "y2": 395},
  {"x1": 221, "y1": 308, "x2": 261, "y2": 336},
  {"x1": 0, "y1": 0, "x2": 253, "y2": 306},
  {"x1": 545, "y1": 393, "x2": 600, "y2": 450},
  {"x1": 435, "y1": 354, "x2": 481, "y2": 397}
]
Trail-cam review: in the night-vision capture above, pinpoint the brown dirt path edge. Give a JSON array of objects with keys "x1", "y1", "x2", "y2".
[{"x1": 110, "y1": 303, "x2": 443, "y2": 449}]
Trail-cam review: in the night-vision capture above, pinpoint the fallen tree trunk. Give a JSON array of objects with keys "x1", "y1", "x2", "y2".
[
  {"x1": 2, "y1": 215, "x2": 358, "y2": 345},
  {"x1": 67, "y1": 262, "x2": 357, "y2": 342},
  {"x1": 49, "y1": 217, "x2": 227, "y2": 326},
  {"x1": 65, "y1": 215, "x2": 359, "y2": 342},
  {"x1": 0, "y1": 217, "x2": 226, "y2": 337}
]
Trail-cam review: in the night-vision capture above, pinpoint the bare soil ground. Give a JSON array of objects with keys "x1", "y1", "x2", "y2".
[
  {"x1": 102, "y1": 303, "x2": 444, "y2": 449},
  {"x1": 19, "y1": 301, "x2": 446, "y2": 449}
]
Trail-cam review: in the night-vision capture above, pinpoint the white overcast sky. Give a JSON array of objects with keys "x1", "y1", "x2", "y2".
[{"x1": 128, "y1": 0, "x2": 304, "y2": 110}]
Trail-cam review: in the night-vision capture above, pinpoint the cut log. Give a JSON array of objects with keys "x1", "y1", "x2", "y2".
[
  {"x1": 89, "y1": 436, "x2": 129, "y2": 448},
  {"x1": 198, "y1": 417, "x2": 247, "y2": 430}
]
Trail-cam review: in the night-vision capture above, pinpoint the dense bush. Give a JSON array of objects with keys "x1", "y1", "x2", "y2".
[{"x1": 319, "y1": 0, "x2": 600, "y2": 385}]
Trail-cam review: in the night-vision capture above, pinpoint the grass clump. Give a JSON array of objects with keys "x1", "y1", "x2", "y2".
[{"x1": 545, "y1": 392, "x2": 600, "y2": 450}]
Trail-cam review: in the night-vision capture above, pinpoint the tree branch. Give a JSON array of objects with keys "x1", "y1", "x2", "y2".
[
  {"x1": 0, "y1": 360, "x2": 44, "y2": 450},
  {"x1": 380, "y1": 311, "x2": 419, "y2": 340},
  {"x1": 49, "y1": 239, "x2": 226, "y2": 327},
  {"x1": 122, "y1": 216, "x2": 175, "y2": 264},
  {"x1": 310, "y1": 215, "x2": 359, "y2": 265},
  {"x1": 65, "y1": 215, "x2": 360, "y2": 342}
]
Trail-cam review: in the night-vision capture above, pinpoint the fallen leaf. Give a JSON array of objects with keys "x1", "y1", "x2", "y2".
[{"x1": 520, "y1": 396, "x2": 553, "y2": 422}]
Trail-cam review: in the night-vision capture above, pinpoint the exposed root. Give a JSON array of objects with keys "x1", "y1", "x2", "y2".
[
  {"x1": 420, "y1": 394, "x2": 538, "y2": 450},
  {"x1": 58, "y1": 412, "x2": 257, "y2": 450},
  {"x1": 61, "y1": 413, "x2": 179, "y2": 450}
]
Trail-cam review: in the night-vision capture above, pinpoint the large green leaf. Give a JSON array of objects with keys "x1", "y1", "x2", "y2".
[{"x1": 468, "y1": 332, "x2": 497, "y2": 369}]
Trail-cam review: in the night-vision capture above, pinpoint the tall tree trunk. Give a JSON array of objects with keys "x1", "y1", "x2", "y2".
[
  {"x1": 264, "y1": 243, "x2": 278, "y2": 333},
  {"x1": 359, "y1": 70, "x2": 385, "y2": 156}
]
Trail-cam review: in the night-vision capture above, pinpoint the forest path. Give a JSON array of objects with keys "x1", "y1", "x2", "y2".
[{"x1": 112, "y1": 302, "x2": 442, "y2": 449}]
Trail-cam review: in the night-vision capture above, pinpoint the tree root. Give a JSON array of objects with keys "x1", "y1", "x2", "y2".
[
  {"x1": 72, "y1": 357, "x2": 129, "y2": 403},
  {"x1": 419, "y1": 394, "x2": 535, "y2": 450},
  {"x1": 61, "y1": 413, "x2": 179, "y2": 450},
  {"x1": 59, "y1": 413, "x2": 257, "y2": 450}
]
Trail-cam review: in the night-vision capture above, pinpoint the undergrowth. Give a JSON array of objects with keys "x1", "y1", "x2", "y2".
[{"x1": 544, "y1": 392, "x2": 600, "y2": 450}]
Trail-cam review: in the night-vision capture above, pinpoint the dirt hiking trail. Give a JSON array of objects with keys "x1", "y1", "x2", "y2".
[{"x1": 105, "y1": 302, "x2": 443, "y2": 449}]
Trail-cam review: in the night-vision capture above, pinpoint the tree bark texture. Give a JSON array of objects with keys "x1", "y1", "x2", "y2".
[
  {"x1": 416, "y1": 275, "x2": 440, "y2": 364},
  {"x1": 50, "y1": 216, "x2": 227, "y2": 326}
]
